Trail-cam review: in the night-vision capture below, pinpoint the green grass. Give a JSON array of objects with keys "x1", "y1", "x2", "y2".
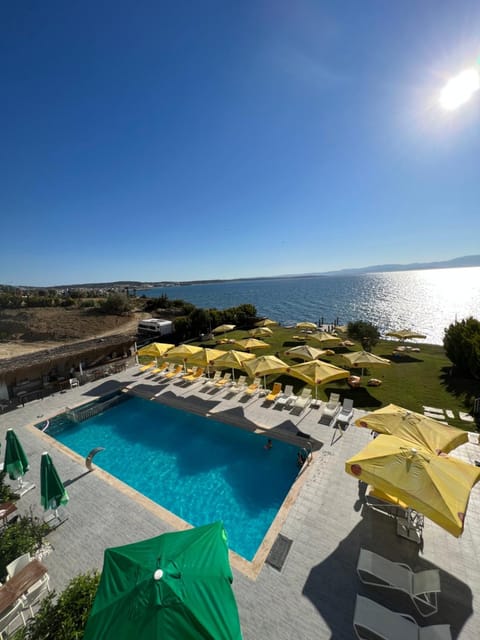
[{"x1": 141, "y1": 326, "x2": 478, "y2": 431}]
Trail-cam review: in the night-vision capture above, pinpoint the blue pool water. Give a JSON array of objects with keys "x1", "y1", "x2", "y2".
[{"x1": 43, "y1": 396, "x2": 300, "y2": 560}]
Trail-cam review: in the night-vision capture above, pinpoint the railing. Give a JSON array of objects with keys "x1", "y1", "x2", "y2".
[{"x1": 66, "y1": 393, "x2": 127, "y2": 423}]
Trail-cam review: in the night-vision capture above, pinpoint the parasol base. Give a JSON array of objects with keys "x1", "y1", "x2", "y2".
[
  {"x1": 396, "y1": 514, "x2": 423, "y2": 545},
  {"x1": 44, "y1": 507, "x2": 69, "y2": 528},
  {"x1": 17, "y1": 481, "x2": 36, "y2": 497}
]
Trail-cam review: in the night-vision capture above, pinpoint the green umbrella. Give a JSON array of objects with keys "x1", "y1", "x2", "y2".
[
  {"x1": 84, "y1": 521, "x2": 242, "y2": 640},
  {"x1": 4, "y1": 429, "x2": 35, "y2": 495},
  {"x1": 40, "y1": 452, "x2": 69, "y2": 518}
]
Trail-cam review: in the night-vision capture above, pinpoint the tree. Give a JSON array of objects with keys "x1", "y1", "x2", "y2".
[
  {"x1": 443, "y1": 317, "x2": 480, "y2": 379},
  {"x1": 347, "y1": 321, "x2": 380, "y2": 351},
  {"x1": 99, "y1": 293, "x2": 132, "y2": 315}
]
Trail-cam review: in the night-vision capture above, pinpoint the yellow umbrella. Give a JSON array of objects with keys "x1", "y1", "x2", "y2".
[
  {"x1": 346, "y1": 434, "x2": 480, "y2": 537},
  {"x1": 212, "y1": 350, "x2": 256, "y2": 380},
  {"x1": 186, "y1": 348, "x2": 226, "y2": 376},
  {"x1": 165, "y1": 344, "x2": 203, "y2": 371},
  {"x1": 248, "y1": 327, "x2": 273, "y2": 337},
  {"x1": 234, "y1": 338, "x2": 269, "y2": 351},
  {"x1": 355, "y1": 404, "x2": 468, "y2": 454},
  {"x1": 296, "y1": 322, "x2": 318, "y2": 330},
  {"x1": 310, "y1": 332, "x2": 342, "y2": 347},
  {"x1": 137, "y1": 343, "x2": 174, "y2": 359},
  {"x1": 341, "y1": 350, "x2": 391, "y2": 375},
  {"x1": 288, "y1": 359, "x2": 349, "y2": 400},
  {"x1": 386, "y1": 329, "x2": 426, "y2": 342},
  {"x1": 284, "y1": 345, "x2": 329, "y2": 361},
  {"x1": 255, "y1": 318, "x2": 278, "y2": 327},
  {"x1": 243, "y1": 355, "x2": 288, "y2": 389},
  {"x1": 212, "y1": 324, "x2": 236, "y2": 334}
]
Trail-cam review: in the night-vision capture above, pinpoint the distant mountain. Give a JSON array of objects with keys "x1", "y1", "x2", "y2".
[{"x1": 317, "y1": 254, "x2": 480, "y2": 277}]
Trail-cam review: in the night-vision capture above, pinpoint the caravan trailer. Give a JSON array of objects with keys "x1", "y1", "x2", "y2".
[{"x1": 137, "y1": 318, "x2": 173, "y2": 336}]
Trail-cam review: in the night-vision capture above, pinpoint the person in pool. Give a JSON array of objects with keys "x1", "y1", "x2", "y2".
[{"x1": 264, "y1": 439, "x2": 273, "y2": 450}]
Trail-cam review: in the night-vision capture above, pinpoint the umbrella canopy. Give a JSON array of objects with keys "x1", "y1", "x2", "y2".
[
  {"x1": 310, "y1": 332, "x2": 342, "y2": 347},
  {"x1": 4, "y1": 429, "x2": 29, "y2": 480},
  {"x1": 233, "y1": 338, "x2": 269, "y2": 351},
  {"x1": 346, "y1": 435, "x2": 480, "y2": 537},
  {"x1": 355, "y1": 403, "x2": 468, "y2": 454},
  {"x1": 288, "y1": 360, "x2": 349, "y2": 399},
  {"x1": 284, "y1": 345, "x2": 329, "y2": 361},
  {"x1": 386, "y1": 329, "x2": 427, "y2": 341},
  {"x1": 186, "y1": 348, "x2": 226, "y2": 368},
  {"x1": 295, "y1": 321, "x2": 318, "y2": 330},
  {"x1": 137, "y1": 343, "x2": 174, "y2": 358},
  {"x1": 255, "y1": 318, "x2": 278, "y2": 327},
  {"x1": 40, "y1": 452, "x2": 69, "y2": 512},
  {"x1": 212, "y1": 324, "x2": 236, "y2": 334},
  {"x1": 166, "y1": 345, "x2": 203, "y2": 359},
  {"x1": 213, "y1": 350, "x2": 256, "y2": 380},
  {"x1": 341, "y1": 351, "x2": 391, "y2": 373},
  {"x1": 248, "y1": 327, "x2": 273, "y2": 337},
  {"x1": 243, "y1": 355, "x2": 288, "y2": 388},
  {"x1": 83, "y1": 522, "x2": 242, "y2": 640}
]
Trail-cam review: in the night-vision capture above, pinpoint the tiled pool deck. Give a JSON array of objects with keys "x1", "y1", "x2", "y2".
[{"x1": 1, "y1": 366, "x2": 479, "y2": 639}]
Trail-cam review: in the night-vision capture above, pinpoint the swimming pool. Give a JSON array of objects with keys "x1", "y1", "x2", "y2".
[{"x1": 40, "y1": 396, "x2": 300, "y2": 561}]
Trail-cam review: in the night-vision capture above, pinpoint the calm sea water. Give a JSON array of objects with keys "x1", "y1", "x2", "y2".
[{"x1": 137, "y1": 267, "x2": 480, "y2": 345}]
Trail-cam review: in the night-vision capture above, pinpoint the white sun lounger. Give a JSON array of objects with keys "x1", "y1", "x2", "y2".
[
  {"x1": 353, "y1": 595, "x2": 450, "y2": 640},
  {"x1": 275, "y1": 385, "x2": 296, "y2": 407},
  {"x1": 356, "y1": 548, "x2": 440, "y2": 617},
  {"x1": 335, "y1": 398, "x2": 354, "y2": 429},
  {"x1": 319, "y1": 392, "x2": 341, "y2": 424},
  {"x1": 291, "y1": 388, "x2": 312, "y2": 412}
]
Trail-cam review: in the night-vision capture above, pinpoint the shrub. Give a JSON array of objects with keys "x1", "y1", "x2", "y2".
[
  {"x1": 347, "y1": 321, "x2": 380, "y2": 351},
  {"x1": 443, "y1": 317, "x2": 480, "y2": 379},
  {"x1": 13, "y1": 571, "x2": 100, "y2": 640},
  {"x1": 0, "y1": 471, "x2": 19, "y2": 502},
  {"x1": 99, "y1": 293, "x2": 132, "y2": 315},
  {"x1": 0, "y1": 511, "x2": 50, "y2": 581}
]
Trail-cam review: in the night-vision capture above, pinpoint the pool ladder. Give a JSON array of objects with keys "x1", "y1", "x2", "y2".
[{"x1": 299, "y1": 441, "x2": 313, "y2": 466}]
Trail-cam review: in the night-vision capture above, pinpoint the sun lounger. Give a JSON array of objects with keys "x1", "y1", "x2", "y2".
[
  {"x1": 266, "y1": 382, "x2": 282, "y2": 402},
  {"x1": 183, "y1": 367, "x2": 204, "y2": 383},
  {"x1": 459, "y1": 412, "x2": 474, "y2": 423},
  {"x1": 164, "y1": 364, "x2": 183, "y2": 380},
  {"x1": 151, "y1": 362, "x2": 169, "y2": 376},
  {"x1": 215, "y1": 372, "x2": 232, "y2": 387},
  {"x1": 244, "y1": 378, "x2": 261, "y2": 396},
  {"x1": 356, "y1": 548, "x2": 440, "y2": 617},
  {"x1": 291, "y1": 388, "x2": 312, "y2": 411},
  {"x1": 353, "y1": 595, "x2": 451, "y2": 640},
  {"x1": 230, "y1": 375, "x2": 247, "y2": 392},
  {"x1": 203, "y1": 371, "x2": 222, "y2": 387},
  {"x1": 138, "y1": 361, "x2": 156, "y2": 373},
  {"x1": 335, "y1": 398, "x2": 354, "y2": 429},
  {"x1": 319, "y1": 392, "x2": 341, "y2": 424},
  {"x1": 276, "y1": 385, "x2": 296, "y2": 408}
]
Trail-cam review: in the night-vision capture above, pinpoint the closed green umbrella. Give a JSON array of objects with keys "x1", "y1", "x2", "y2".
[
  {"x1": 4, "y1": 429, "x2": 35, "y2": 495},
  {"x1": 40, "y1": 452, "x2": 69, "y2": 520},
  {"x1": 84, "y1": 521, "x2": 242, "y2": 640}
]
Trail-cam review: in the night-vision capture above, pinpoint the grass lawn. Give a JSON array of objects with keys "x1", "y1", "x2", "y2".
[{"x1": 141, "y1": 325, "x2": 479, "y2": 431}]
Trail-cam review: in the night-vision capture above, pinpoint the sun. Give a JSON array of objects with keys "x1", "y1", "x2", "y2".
[{"x1": 439, "y1": 67, "x2": 480, "y2": 111}]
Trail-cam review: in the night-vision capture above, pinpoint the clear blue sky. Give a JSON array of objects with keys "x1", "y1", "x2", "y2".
[{"x1": 2, "y1": 1, "x2": 480, "y2": 286}]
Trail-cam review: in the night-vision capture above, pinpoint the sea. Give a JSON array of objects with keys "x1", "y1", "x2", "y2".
[{"x1": 136, "y1": 267, "x2": 480, "y2": 346}]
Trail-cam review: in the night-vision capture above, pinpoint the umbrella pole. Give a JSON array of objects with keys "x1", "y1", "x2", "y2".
[{"x1": 17, "y1": 475, "x2": 36, "y2": 497}]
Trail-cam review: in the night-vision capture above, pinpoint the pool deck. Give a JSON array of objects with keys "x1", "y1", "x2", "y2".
[{"x1": 1, "y1": 365, "x2": 480, "y2": 639}]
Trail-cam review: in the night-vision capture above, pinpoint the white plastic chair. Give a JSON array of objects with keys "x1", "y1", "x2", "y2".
[
  {"x1": 6, "y1": 553, "x2": 31, "y2": 580},
  {"x1": 22, "y1": 573, "x2": 51, "y2": 618},
  {"x1": 0, "y1": 600, "x2": 26, "y2": 639}
]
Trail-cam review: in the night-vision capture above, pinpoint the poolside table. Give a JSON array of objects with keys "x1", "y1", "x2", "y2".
[{"x1": 0, "y1": 559, "x2": 48, "y2": 616}]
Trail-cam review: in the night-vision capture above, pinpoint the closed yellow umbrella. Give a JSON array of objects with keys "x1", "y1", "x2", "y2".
[
  {"x1": 248, "y1": 327, "x2": 273, "y2": 337},
  {"x1": 243, "y1": 355, "x2": 288, "y2": 389},
  {"x1": 355, "y1": 404, "x2": 468, "y2": 454},
  {"x1": 137, "y1": 343, "x2": 174, "y2": 359},
  {"x1": 212, "y1": 350, "x2": 256, "y2": 380},
  {"x1": 234, "y1": 338, "x2": 269, "y2": 351},
  {"x1": 288, "y1": 359, "x2": 349, "y2": 401},
  {"x1": 284, "y1": 345, "x2": 329, "y2": 361},
  {"x1": 346, "y1": 434, "x2": 480, "y2": 537}
]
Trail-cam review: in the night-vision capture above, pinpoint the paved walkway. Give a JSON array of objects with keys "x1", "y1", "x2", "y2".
[{"x1": 1, "y1": 366, "x2": 479, "y2": 639}]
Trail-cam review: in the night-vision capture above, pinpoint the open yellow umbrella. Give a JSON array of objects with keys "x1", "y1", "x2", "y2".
[
  {"x1": 234, "y1": 338, "x2": 269, "y2": 351},
  {"x1": 284, "y1": 345, "x2": 329, "y2": 361},
  {"x1": 296, "y1": 322, "x2": 318, "y2": 330},
  {"x1": 248, "y1": 327, "x2": 273, "y2": 337},
  {"x1": 186, "y1": 348, "x2": 226, "y2": 376},
  {"x1": 288, "y1": 359, "x2": 349, "y2": 401},
  {"x1": 255, "y1": 318, "x2": 278, "y2": 327},
  {"x1": 346, "y1": 434, "x2": 480, "y2": 537},
  {"x1": 386, "y1": 329, "x2": 426, "y2": 342},
  {"x1": 310, "y1": 332, "x2": 342, "y2": 347},
  {"x1": 137, "y1": 343, "x2": 174, "y2": 359},
  {"x1": 212, "y1": 350, "x2": 256, "y2": 380},
  {"x1": 165, "y1": 345, "x2": 203, "y2": 371},
  {"x1": 355, "y1": 404, "x2": 468, "y2": 454},
  {"x1": 212, "y1": 324, "x2": 236, "y2": 334},
  {"x1": 341, "y1": 351, "x2": 391, "y2": 375},
  {"x1": 243, "y1": 355, "x2": 288, "y2": 389}
]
